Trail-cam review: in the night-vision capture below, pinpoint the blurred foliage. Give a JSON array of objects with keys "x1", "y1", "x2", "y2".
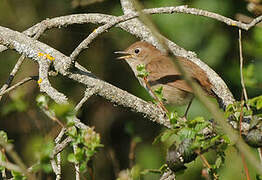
[
  {"x1": 1, "y1": 89, "x2": 28, "y2": 115},
  {"x1": 0, "y1": 0, "x2": 261, "y2": 179},
  {"x1": 0, "y1": 131, "x2": 27, "y2": 179},
  {"x1": 24, "y1": 135, "x2": 54, "y2": 173}
]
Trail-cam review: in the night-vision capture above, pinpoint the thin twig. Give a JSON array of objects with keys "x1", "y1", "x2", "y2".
[
  {"x1": 56, "y1": 153, "x2": 62, "y2": 180},
  {"x1": 196, "y1": 150, "x2": 218, "y2": 180},
  {"x1": 69, "y1": 6, "x2": 262, "y2": 63},
  {"x1": 50, "y1": 159, "x2": 60, "y2": 180},
  {"x1": 0, "y1": 55, "x2": 26, "y2": 101},
  {"x1": 143, "y1": 77, "x2": 169, "y2": 114},
  {"x1": 55, "y1": 128, "x2": 66, "y2": 180},
  {"x1": 40, "y1": 104, "x2": 65, "y2": 128},
  {"x1": 51, "y1": 128, "x2": 66, "y2": 180},
  {"x1": 73, "y1": 144, "x2": 80, "y2": 180},
  {"x1": 55, "y1": 128, "x2": 67, "y2": 144},
  {"x1": 0, "y1": 76, "x2": 38, "y2": 96},
  {"x1": 14, "y1": 6, "x2": 262, "y2": 43},
  {"x1": 75, "y1": 87, "x2": 97, "y2": 111},
  {"x1": 238, "y1": 29, "x2": 250, "y2": 110},
  {"x1": 52, "y1": 137, "x2": 72, "y2": 158}
]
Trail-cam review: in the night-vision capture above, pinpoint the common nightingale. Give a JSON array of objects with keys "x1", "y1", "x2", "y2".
[{"x1": 115, "y1": 41, "x2": 215, "y2": 116}]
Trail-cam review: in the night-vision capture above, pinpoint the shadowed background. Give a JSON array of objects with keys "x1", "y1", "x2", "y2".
[{"x1": 0, "y1": 0, "x2": 261, "y2": 179}]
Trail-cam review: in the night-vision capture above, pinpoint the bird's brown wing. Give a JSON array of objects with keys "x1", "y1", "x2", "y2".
[
  {"x1": 145, "y1": 56, "x2": 193, "y2": 93},
  {"x1": 146, "y1": 56, "x2": 214, "y2": 96},
  {"x1": 178, "y1": 57, "x2": 214, "y2": 96}
]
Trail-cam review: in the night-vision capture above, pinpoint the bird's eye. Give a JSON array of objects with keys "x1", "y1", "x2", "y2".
[{"x1": 134, "y1": 48, "x2": 140, "y2": 54}]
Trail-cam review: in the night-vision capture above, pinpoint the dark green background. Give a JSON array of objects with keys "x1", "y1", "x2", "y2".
[{"x1": 0, "y1": 0, "x2": 261, "y2": 179}]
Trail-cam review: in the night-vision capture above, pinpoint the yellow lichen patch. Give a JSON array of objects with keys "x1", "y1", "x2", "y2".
[
  {"x1": 45, "y1": 54, "x2": 55, "y2": 61},
  {"x1": 92, "y1": 28, "x2": 97, "y2": 33},
  {"x1": 37, "y1": 78, "x2": 43, "y2": 84},
  {"x1": 38, "y1": 52, "x2": 55, "y2": 61},
  {"x1": 231, "y1": 23, "x2": 237, "y2": 26},
  {"x1": 38, "y1": 52, "x2": 44, "y2": 57}
]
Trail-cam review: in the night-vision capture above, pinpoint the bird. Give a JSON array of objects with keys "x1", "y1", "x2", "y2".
[{"x1": 115, "y1": 41, "x2": 215, "y2": 117}]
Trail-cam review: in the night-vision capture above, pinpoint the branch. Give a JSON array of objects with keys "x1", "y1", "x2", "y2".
[
  {"x1": 0, "y1": 23, "x2": 47, "y2": 101},
  {"x1": 74, "y1": 87, "x2": 98, "y2": 111},
  {"x1": 51, "y1": 137, "x2": 72, "y2": 159},
  {"x1": 50, "y1": 128, "x2": 66, "y2": 180},
  {"x1": 0, "y1": 76, "x2": 38, "y2": 96},
  {"x1": 73, "y1": 144, "x2": 80, "y2": 180},
  {"x1": 1, "y1": 6, "x2": 248, "y2": 107},
  {"x1": 1, "y1": 6, "x2": 261, "y2": 108},
  {"x1": 0, "y1": 56, "x2": 26, "y2": 101}
]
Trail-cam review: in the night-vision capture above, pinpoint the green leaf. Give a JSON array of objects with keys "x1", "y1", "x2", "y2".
[
  {"x1": 36, "y1": 94, "x2": 49, "y2": 108},
  {"x1": 225, "y1": 104, "x2": 234, "y2": 118},
  {"x1": 257, "y1": 98, "x2": 262, "y2": 110},
  {"x1": 178, "y1": 128, "x2": 196, "y2": 141},
  {"x1": 221, "y1": 135, "x2": 231, "y2": 144},
  {"x1": 168, "y1": 111, "x2": 178, "y2": 125},
  {"x1": 11, "y1": 171, "x2": 27, "y2": 180},
  {"x1": 136, "y1": 64, "x2": 149, "y2": 78},
  {"x1": 67, "y1": 153, "x2": 78, "y2": 163},
  {"x1": 67, "y1": 126, "x2": 77, "y2": 137},
  {"x1": 189, "y1": 116, "x2": 205, "y2": 125},
  {"x1": 131, "y1": 165, "x2": 141, "y2": 179},
  {"x1": 75, "y1": 147, "x2": 85, "y2": 161},
  {"x1": 66, "y1": 114, "x2": 76, "y2": 127},
  {"x1": 79, "y1": 162, "x2": 87, "y2": 172},
  {"x1": 154, "y1": 86, "x2": 164, "y2": 101},
  {"x1": 248, "y1": 95, "x2": 262, "y2": 110}
]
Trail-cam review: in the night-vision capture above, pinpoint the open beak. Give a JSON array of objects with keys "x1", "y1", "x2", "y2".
[{"x1": 114, "y1": 51, "x2": 132, "y2": 60}]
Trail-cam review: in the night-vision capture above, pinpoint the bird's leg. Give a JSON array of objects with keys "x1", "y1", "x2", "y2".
[
  {"x1": 143, "y1": 77, "x2": 169, "y2": 114},
  {"x1": 182, "y1": 98, "x2": 193, "y2": 121}
]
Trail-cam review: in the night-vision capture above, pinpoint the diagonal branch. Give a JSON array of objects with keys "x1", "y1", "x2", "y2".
[
  {"x1": 0, "y1": 76, "x2": 38, "y2": 96},
  {"x1": 0, "y1": 22, "x2": 47, "y2": 101}
]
